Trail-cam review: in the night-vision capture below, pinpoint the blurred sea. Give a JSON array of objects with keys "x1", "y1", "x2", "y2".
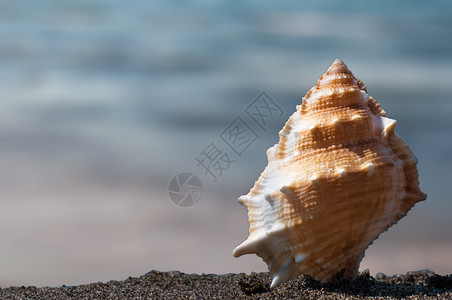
[{"x1": 0, "y1": 0, "x2": 451, "y2": 287}]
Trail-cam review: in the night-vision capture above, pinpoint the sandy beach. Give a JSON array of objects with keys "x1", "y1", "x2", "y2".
[{"x1": 1, "y1": 270, "x2": 451, "y2": 299}]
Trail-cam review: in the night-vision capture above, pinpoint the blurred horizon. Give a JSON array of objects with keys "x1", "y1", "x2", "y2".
[{"x1": 0, "y1": 0, "x2": 451, "y2": 287}]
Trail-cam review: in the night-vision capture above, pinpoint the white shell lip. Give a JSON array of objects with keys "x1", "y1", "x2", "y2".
[{"x1": 233, "y1": 59, "x2": 427, "y2": 288}]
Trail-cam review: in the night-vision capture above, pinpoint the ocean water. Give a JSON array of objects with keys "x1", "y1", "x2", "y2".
[{"x1": 0, "y1": 0, "x2": 451, "y2": 287}]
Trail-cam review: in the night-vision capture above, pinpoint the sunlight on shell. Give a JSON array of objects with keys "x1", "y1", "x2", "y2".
[{"x1": 233, "y1": 59, "x2": 427, "y2": 288}]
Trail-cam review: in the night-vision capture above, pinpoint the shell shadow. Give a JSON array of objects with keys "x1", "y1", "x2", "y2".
[
  {"x1": 289, "y1": 270, "x2": 452, "y2": 298},
  {"x1": 238, "y1": 270, "x2": 452, "y2": 298}
]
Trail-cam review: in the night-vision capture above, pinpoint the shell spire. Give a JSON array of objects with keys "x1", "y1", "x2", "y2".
[
  {"x1": 233, "y1": 59, "x2": 426, "y2": 288},
  {"x1": 328, "y1": 58, "x2": 349, "y2": 72},
  {"x1": 322, "y1": 59, "x2": 366, "y2": 90}
]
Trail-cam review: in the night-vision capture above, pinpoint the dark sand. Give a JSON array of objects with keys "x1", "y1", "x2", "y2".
[{"x1": 1, "y1": 270, "x2": 452, "y2": 299}]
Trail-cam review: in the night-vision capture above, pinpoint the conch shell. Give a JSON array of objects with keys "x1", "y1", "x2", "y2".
[{"x1": 233, "y1": 59, "x2": 426, "y2": 288}]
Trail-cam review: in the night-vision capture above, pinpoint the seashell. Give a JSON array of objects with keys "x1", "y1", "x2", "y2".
[{"x1": 233, "y1": 59, "x2": 427, "y2": 288}]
